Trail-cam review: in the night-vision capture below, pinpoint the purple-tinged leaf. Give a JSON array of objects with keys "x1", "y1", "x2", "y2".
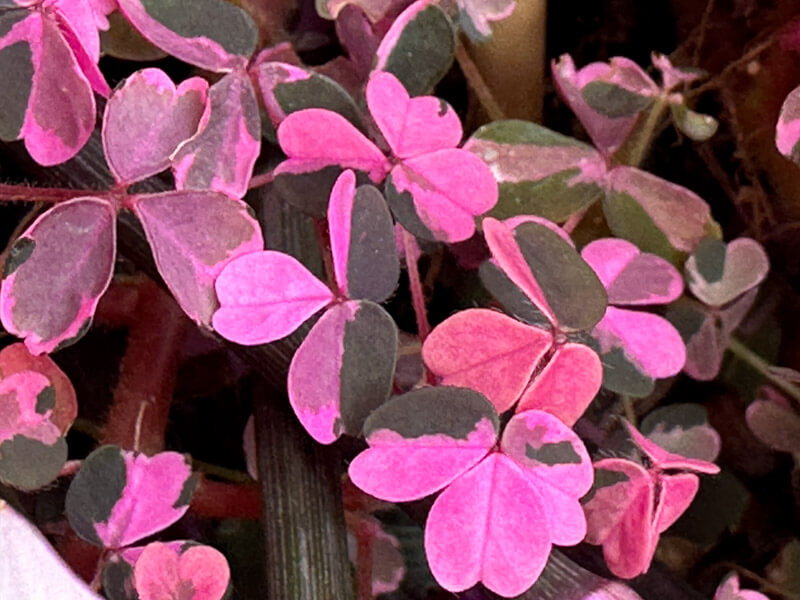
[
  {"x1": 0, "y1": 500, "x2": 105, "y2": 600},
  {"x1": 103, "y1": 68, "x2": 208, "y2": 185},
  {"x1": 1, "y1": 197, "x2": 116, "y2": 355},
  {"x1": 0, "y1": 343, "x2": 76, "y2": 433},
  {"x1": 212, "y1": 251, "x2": 334, "y2": 345},
  {"x1": 641, "y1": 404, "x2": 721, "y2": 462},
  {"x1": 66, "y1": 445, "x2": 196, "y2": 549},
  {"x1": 603, "y1": 166, "x2": 714, "y2": 263},
  {"x1": 328, "y1": 170, "x2": 399, "y2": 302},
  {"x1": 457, "y1": 0, "x2": 516, "y2": 41},
  {"x1": 348, "y1": 386, "x2": 498, "y2": 502},
  {"x1": 516, "y1": 342, "x2": 602, "y2": 426},
  {"x1": 464, "y1": 119, "x2": 606, "y2": 222},
  {"x1": 422, "y1": 308, "x2": 552, "y2": 413},
  {"x1": 172, "y1": 71, "x2": 260, "y2": 199},
  {"x1": 626, "y1": 420, "x2": 720, "y2": 474},
  {"x1": 133, "y1": 541, "x2": 230, "y2": 600},
  {"x1": 714, "y1": 572, "x2": 770, "y2": 600},
  {"x1": 0, "y1": 10, "x2": 34, "y2": 143},
  {"x1": 253, "y1": 61, "x2": 364, "y2": 131},
  {"x1": 288, "y1": 300, "x2": 397, "y2": 444},
  {"x1": 581, "y1": 238, "x2": 683, "y2": 305},
  {"x1": 552, "y1": 55, "x2": 651, "y2": 157},
  {"x1": 746, "y1": 389, "x2": 800, "y2": 454},
  {"x1": 593, "y1": 307, "x2": 686, "y2": 380},
  {"x1": 777, "y1": 84, "x2": 800, "y2": 163},
  {"x1": 483, "y1": 217, "x2": 607, "y2": 331},
  {"x1": 276, "y1": 108, "x2": 390, "y2": 183},
  {"x1": 685, "y1": 237, "x2": 769, "y2": 308},
  {"x1": 52, "y1": 0, "x2": 102, "y2": 62},
  {"x1": 51, "y1": 6, "x2": 111, "y2": 98},
  {"x1": 133, "y1": 191, "x2": 264, "y2": 327},
  {"x1": 374, "y1": 0, "x2": 455, "y2": 96},
  {"x1": 116, "y1": 0, "x2": 257, "y2": 72},
  {"x1": 0, "y1": 370, "x2": 67, "y2": 490}
]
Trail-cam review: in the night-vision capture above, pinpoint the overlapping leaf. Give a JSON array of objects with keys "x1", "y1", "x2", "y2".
[
  {"x1": 640, "y1": 403, "x2": 721, "y2": 462},
  {"x1": 714, "y1": 572, "x2": 770, "y2": 600},
  {"x1": 133, "y1": 542, "x2": 230, "y2": 600}
]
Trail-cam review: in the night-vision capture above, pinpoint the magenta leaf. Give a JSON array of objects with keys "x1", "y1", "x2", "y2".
[
  {"x1": 464, "y1": 119, "x2": 606, "y2": 222},
  {"x1": 640, "y1": 404, "x2": 721, "y2": 463},
  {"x1": 65, "y1": 445, "x2": 196, "y2": 549},
  {"x1": 516, "y1": 342, "x2": 602, "y2": 425},
  {"x1": 328, "y1": 170, "x2": 399, "y2": 302},
  {"x1": 374, "y1": 0, "x2": 455, "y2": 96},
  {"x1": 714, "y1": 572, "x2": 770, "y2": 600},
  {"x1": 422, "y1": 308, "x2": 552, "y2": 413},
  {"x1": 457, "y1": 0, "x2": 516, "y2": 41},
  {"x1": 116, "y1": 0, "x2": 257, "y2": 72},
  {"x1": 103, "y1": 68, "x2": 208, "y2": 185},
  {"x1": 288, "y1": 300, "x2": 398, "y2": 444},
  {"x1": 685, "y1": 237, "x2": 769, "y2": 308},
  {"x1": 1, "y1": 197, "x2": 116, "y2": 355},
  {"x1": 348, "y1": 386, "x2": 499, "y2": 502},
  {"x1": 212, "y1": 251, "x2": 334, "y2": 345},
  {"x1": 626, "y1": 420, "x2": 720, "y2": 474},
  {"x1": 581, "y1": 238, "x2": 684, "y2": 305},
  {"x1": 133, "y1": 191, "x2": 264, "y2": 327},
  {"x1": 172, "y1": 71, "x2": 261, "y2": 199},
  {"x1": 133, "y1": 541, "x2": 230, "y2": 600},
  {"x1": 51, "y1": 2, "x2": 111, "y2": 98},
  {"x1": 603, "y1": 166, "x2": 713, "y2": 263},
  {"x1": 777, "y1": 84, "x2": 800, "y2": 163},
  {"x1": 0, "y1": 499, "x2": 105, "y2": 600},
  {"x1": 483, "y1": 217, "x2": 607, "y2": 331},
  {"x1": 0, "y1": 371, "x2": 67, "y2": 490}
]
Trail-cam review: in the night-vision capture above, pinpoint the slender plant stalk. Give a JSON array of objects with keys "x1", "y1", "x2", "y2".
[
  {"x1": 401, "y1": 227, "x2": 430, "y2": 341},
  {"x1": 455, "y1": 42, "x2": 507, "y2": 122},
  {"x1": 727, "y1": 337, "x2": 800, "y2": 405},
  {"x1": 627, "y1": 95, "x2": 670, "y2": 168},
  {"x1": 0, "y1": 183, "x2": 107, "y2": 203}
]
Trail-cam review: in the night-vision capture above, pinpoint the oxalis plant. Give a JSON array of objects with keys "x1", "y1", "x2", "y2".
[{"x1": 1, "y1": 1, "x2": 799, "y2": 599}]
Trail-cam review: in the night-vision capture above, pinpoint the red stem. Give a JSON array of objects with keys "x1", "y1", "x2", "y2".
[
  {"x1": 0, "y1": 183, "x2": 109, "y2": 203},
  {"x1": 401, "y1": 227, "x2": 430, "y2": 341},
  {"x1": 248, "y1": 170, "x2": 275, "y2": 190}
]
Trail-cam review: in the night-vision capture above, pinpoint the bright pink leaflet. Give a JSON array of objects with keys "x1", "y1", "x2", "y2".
[
  {"x1": 0, "y1": 1, "x2": 110, "y2": 165},
  {"x1": 582, "y1": 238, "x2": 686, "y2": 380},
  {"x1": 584, "y1": 421, "x2": 719, "y2": 579},
  {"x1": 0, "y1": 370, "x2": 59, "y2": 446},
  {"x1": 714, "y1": 572, "x2": 770, "y2": 600},
  {"x1": 133, "y1": 541, "x2": 230, "y2": 600},
  {"x1": 276, "y1": 71, "x2": 497, "y2": 242},
  {"x1": 777, "y1": 83, "x2": 800, "y2": 163},
  {"x1": 349, "y1": 387, "x2": 593, "y2": 596}
]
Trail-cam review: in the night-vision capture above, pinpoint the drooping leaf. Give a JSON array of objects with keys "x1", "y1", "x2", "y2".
[
  {"x1": 0, "y1": 197, "x2": 116, "y2": 355},
  {"x1": 483, "y1": 217, "x2": 607, "y2": 331},
  {"x1": 714, "y1": 572, "x2": 770, "y2": 600},
  {"x1": 685, "y1": 237, "x2": 769, "y2": 308},
  {"x1": 65, "y1": 445, "x2": 195, "y2": 548},
  {"x1": 103, "y1": 68, "x2": 208, "y2": 185},
  {"x1": 422, "y1": 308, "x2": 552, "y2": 413},
  {"x1": 133, "y1": 191, "x2": 264, "y2": 326},
  {"x1": 464, "y1": 119, "x2": 606, "y2": 222},
  {"x1": 116, "y1": 0, "x2": 257, "y2": 72},
  {"x1": 348, "y1": 386, "x2": 499, "y2": 502},
  {"x1": 640, "y1": 404, "x2": 721, "y2": 462},
  {"x1": 777, "y1": 84, "x2": 800, "y2": 164},
  {"x1": 625, "y1": 420, "x2": 720, "y2": 474},
  {"x1": 581, "y1": 237, "x2": 684, "y2": 305},
  {"x1": 671, "y1": 103, "x2": 718, "y2": 142},
  {"x1": 212, "y1": 251, "x2": 334, "y2": 345},
  {"x1": 133, "y1": 541, "x2": 230, "y2": 600},
  {"x1": 374, "y1": 0, "x2": 455, "y2": 96},
  {"x1": 328, "y1": 170, "x2": 399, "y2": 302},
  {"x1": 288, "y1": 300, "x2": 397, "y2": 444},
  {"x1": 0, "y1": 500, "x2": 105, "y2": 599},
  {"x1": 172, "y1": 71, "x2": 261, "y2": 199},
  {"x1": 516, "y1": 342, "x2": 602, "y2": 425},
  {"x1": 457, "y1": 0, "x2": 517, "y2": 42}
]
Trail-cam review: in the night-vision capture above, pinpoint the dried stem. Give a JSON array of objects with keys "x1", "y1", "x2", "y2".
[{"x1": 455, "y1": 42, "x2": 507, "y2": 122}]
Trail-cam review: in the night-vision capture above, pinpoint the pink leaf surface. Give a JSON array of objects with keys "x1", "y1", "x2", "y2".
[
  {"x1": 516, "y1": 342, "x2": 602, "y2": 425},
  {"x1": 653, "y1": 472, "x2": 699, "y2": 534},
  {"x1": 685, "y1": 238, "x2": 769, "y2": 307},
  {"x1": 0, "y1": 371, "x2": 59, "y2": 445},
  {"x1": 348, "y1": 387, "x2": 498, "y2": 502},
  {"x1": 52, "y1": 7, "x2": 110, "y2": 97},
  {"x1": 422, "y1": 308, "x2": 553, "y2": 413},
  {"x1": 458, "y1": 0, "x2": 516, "y2": 39},
  {"x1": 714, "y1": 572, "x2": 770, "y2": 600},
  {"x1": 172, "y1": 71, "x2": 260, "y2": 199},
  {"x1": 212, "y1": 251, "x2": 334, "y2": 345},
  {"x1": 777, "y1": 84, "x2": 800, "y2": 161},
  {"x1": 103, "y1": 68, "x2": 208, "y2": 185},
  {"x1": 0, "y1": 197, "x2": 116, "y2": 355},
  {"x1": 52, "y1": 0, "x2": 102, "y2": 62},
  {"x1": 133, "y1": 191, "x2": 264, "y2": 327},
  {"x1": 133, "y1": 541, "x2": 230, "y2": 600},
  {"x1": 329, "y1": 169, "x2": 358, "y2": 296},
  {"x1": 626, "y1": 421, "x2": 720, "y2": 475},
  {"x1": 641, "y1": 404, "x2": 721, "y2": 463},
  {"x1": 651, "y1": 52, "x2": 699, "y2": 92},
  {"x1": 593, "y1": 307, "x2": 686, "y2": 379},
  {"x1": 0, "y1": 500, "x2": 105, "y2": 600},
  {"x1": 277, "y1": 108, "x2": 390, "y2": 182},
  {"x1": 581, "y1": 238, "x2": 683, "y2": 305}
]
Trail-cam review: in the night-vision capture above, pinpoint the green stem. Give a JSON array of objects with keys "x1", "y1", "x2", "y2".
[
  {"x1": 727, "y1": 337, "x2": 800, "y2": 406},
  {"x1": 627, "y1": 95, "x2": 670, "y2": 168}
]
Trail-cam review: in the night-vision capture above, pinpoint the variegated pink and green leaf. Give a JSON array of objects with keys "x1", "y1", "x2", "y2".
[
  {"x1": 640, "y1": 404, "x2": 721, "y2": 463},
  {"x1": 626, "y1": 420, "x2": 720, "y2": 474},
  {"x1": 316, "y1": 0, "x2": 398, "y2": 21},
  {"x1": 65, "y1": 445, "x2": 196, "y2": 549},
  {"x1": 102, "y1": 68, "x2": 208, "y2": 185},
  {"x1": 348, "y1": 386, "x2": 499, "y2": 502},
  {"x1": 288, "y1": 300, "x2": 397, "y2": 444},
  {"x1": 132, "y1": 191, "x2": 264, "y2": 327},
  {"x1": 685, "y1": 238, "x2": 769, "y2": 308},
  {"x1": 212, "y1": 251, "x2": 334, "y2": 345},
  {"x1": 1, "y1": 197, "x2": 117, "y2": 355},
  {"x1": 116, "y1": 0, "x2": 257, "y2": 72},
  {"x1": 457, "y1": 0, "x2": 516, "y2": 42},
  {"x1": 133, "y1": 541, "x2": 231, "y2": 600},
  {"x1": 464, "y1": 119, "x2": 606, "y2": 222}
]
